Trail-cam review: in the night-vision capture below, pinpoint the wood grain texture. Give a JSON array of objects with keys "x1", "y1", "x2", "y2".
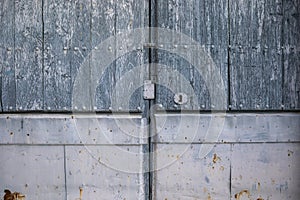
[
  {"x1": 44, "y1": 0, "x2": 74, "y2": 111},
  {"x1": 14, "y1": 0, "x2": 43, "y2": 111},
  {"x1": 115, "y1": 0, "x2": 147, "y2": 111},
  {"x1": 229, "y1": 0, "x2": 283, "y2": 110},
  {"x1": 0, "y1": 0, "x2": 15, "y2": 111},
  {"x1": 70, "y1": 0, "x2": 91, "y2": 110},
  {"x1": 282, "y1": 0, "x2": 300, "y2": 109},
  {"x1": 154, "y1": 0, "x2": 228, "y2": 110},
  {"x1": 92, "y1": 0, "x2": 116, "y2": 110}
]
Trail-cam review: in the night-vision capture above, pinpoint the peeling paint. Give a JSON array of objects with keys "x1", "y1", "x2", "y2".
[
  {"x1": 3, "y1": 190, "x2": 25, "y2": 200},
  {"x1": 234, "y1": 190, "x2": 250, "y2": 200}
]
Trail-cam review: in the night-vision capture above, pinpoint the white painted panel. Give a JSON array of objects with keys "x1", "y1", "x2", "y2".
[
  {"x1": 0, "y1": 146, "x2": 65, "y2": 200},
  {"x1": 153, "y1": 144, "x2": 231, "y2": 200},
  {"x1": 231, "y1": 143, "x2": 300, "y2": 200},
  {"x1": 66, "y1": 145, "x2": 146, "y2": 200}
]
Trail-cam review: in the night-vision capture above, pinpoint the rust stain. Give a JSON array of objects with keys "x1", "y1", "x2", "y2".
[
  {"x1": 4, "y1": 190, "x2": 25, "y2": 200},
  {"x1": 79, "y1": 187, "x2": 83, "y2": 200},
  {"x1": 212, "y1": 154, "x2": 221, "y2": 163},
  {"x1": 207, "y1": 193, "x2": 212, "y2": 200},
  {"x1": 234, "y1": 190, "x2": 250, "y2": 200},
  {"x1": 257, "y1": 182, "x2": 261, "y2": 193}
]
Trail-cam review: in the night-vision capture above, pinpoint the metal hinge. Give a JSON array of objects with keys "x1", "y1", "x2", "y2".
[{"x1": 143, "y1": 80, "x2": 155, "y2": 100}]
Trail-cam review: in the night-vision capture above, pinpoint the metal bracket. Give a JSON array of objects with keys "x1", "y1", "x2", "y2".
[{"x1": 143, "y1": 80, "x2": 155, "y2": 100}]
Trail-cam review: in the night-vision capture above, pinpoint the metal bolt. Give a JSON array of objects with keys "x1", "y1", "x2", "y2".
[
  {"x1": 108, "y1": 46, "x2": 112, "y2": 51},
  {"x1": 63, "y1": 47, "x2": 68, "y2": 50},
  {"x1": 94, "y1": 46, "x2": 98, "y2": 50},
  {"x1": 46, "y1": 47, "x2": 51, "y2": 50},
  {"x1": 7, "y1": 47, "x2": 12, "y2": 51},
  {"x1": 82, "y1": 106, "x2": 86, "y2": 110},
  {"x1": 35, "y1": 47, "x2": 39, "y2": 51},
  {"x1": 211, "y1": 45, "x2": 215, "y2": 49},
  {"x1": 137, "y1": 106, "x2": 141, "y2": 111},
  {"x1": 47, "y1": 107, "x2": 51, "y2": 110},
  {"x1": 93, "y1": 106, "x2": 98, "y2": 110},
  {"x1": 173, "y1": 105, "x2": 178, "y2": 108},
  {"x1": 74, "y1": 106, "x2": 78, "y2": 110},
  {"x1": 82, "y1": 47, "x2": 87, "y2": 51},
  {"x1": 9, "y1": 106, "x2": 13, "y2": 110},
  {"x1": 201, "y1": 105, "x2": 205, "y2": 108},
  {"x1": 239, "y1": 104, "x2": 243, "y2": 108},
  {"x1": 228, "y1": 105, "x2": 232, "y2": 109},
  {"x1": 256, "y1": 104, "x2": 260, "y2": 108},
  {"x1": 119, "y1": 46, "x2": 123, "y2": 50},
  {"x1": 184, "y1": 45, "x2": 188, "y2": 49},
  {"x1": 19, "y1": 106, "x2": 23, "y2": 110},
  {"x1": 108, "y1": 106, "x2": 112, "y2": 111},
  {"x1": 159, "y1": 44, "x2": 163, "y2": 48},
  {"x1": 211, "y1": 104, "x2": 215, "y2": 109},
  {"x1": 173, "y1": 44, "x2": 178, "y2": 48},
  {"x1": 74, "y1": 47, "x2": 79, "y2": 51},
  {"x1": 266, "y1": 104, "x2": 269, "y2": 108},
  {"x1": 118, "y1": 107, "x2": 122, "y2": 111},
  {"x1": 63, "y1": 107, "x2": 67, "y2": 110}
]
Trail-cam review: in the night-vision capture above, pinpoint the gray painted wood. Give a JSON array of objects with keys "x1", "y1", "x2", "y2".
[
  {"x1": 154, "y1": 0, "x2": 228, "y2": 110},
  {"x1": 71, "y1": 0, "x2": 91, "y2": 111},
  {"x1": 0, "y1": 0, "x2": 15, "y2": 111},
  {"x1": 44, "y1": 0, "x2": 74, "y2": 111},
  {"x1": 15, "y1": 0, "x2": 43, "y2": 111},
  {"x1": 229, "y1": 0, "x2": 283, "y2": 110},
  {"x1": 283, "y1": 0, "x2": 300, "y2": 110},
  {"x1": 91, "y1": 0, "x2": 115, "y2": 111},
  {"x1": 115, "y1": 0, "x2": 147, "y2": 111}
]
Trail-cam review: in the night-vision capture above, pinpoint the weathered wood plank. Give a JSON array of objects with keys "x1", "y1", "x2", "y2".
[
  {"x1": 91, "y1": 0, "x2": 116, "y2": 110},
  {"x1": 229, "y1": 0, "x2": 283, "y2": 110},
  {"x1": 44, "y1": 0, "x2": 73, "y2": 111},
  {"x1": 14, "y1": 0, "x2": 43, "y2": 111},
  {"x1": 0, "y1": 0, "x2": 15, "y2": 111},
  {"x1": 115, "y1": 0, "x2": 147, "y2": 111},
  {"x1": 70, "y1": 0, "x2": 91, "y2": 111},
  {"x1": 155, "y1": 0, "x2": 228, "y2": 110},
  {"x1": 283, "y1": 0, "x2": 300, "y2": 110}
]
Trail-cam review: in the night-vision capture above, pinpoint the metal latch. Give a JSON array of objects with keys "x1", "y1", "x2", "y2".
[{"x1": 143, "y1": 80, "x2": 155, "y2": 100}]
